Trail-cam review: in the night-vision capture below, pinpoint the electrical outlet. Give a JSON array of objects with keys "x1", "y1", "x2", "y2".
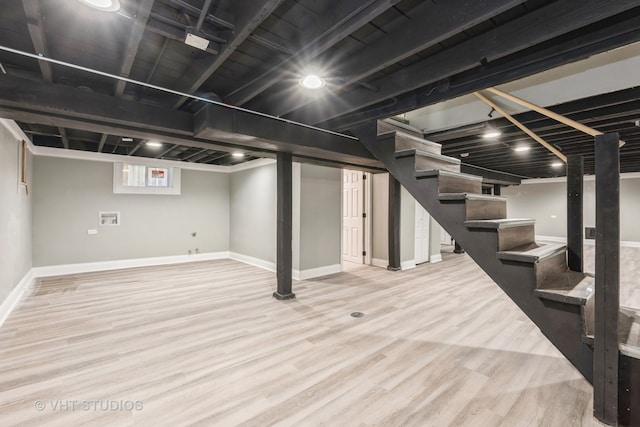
[
  {"x1": 87, "y1": 229, "x2": 97, "y2": 235},
  {"x1": 188, "y1": 250, "x2": 193, "y2": 256},
  {"x1": 195, "y1": 248, "x2": 200, "y2": 254},
  {"x1": 585, "y1": 227, "x2": 596, "y2": 239}
]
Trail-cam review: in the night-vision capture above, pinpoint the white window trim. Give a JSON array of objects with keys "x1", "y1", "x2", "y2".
[{"x1": 113, "y1": 163, "x2": 181, "y2": 195}]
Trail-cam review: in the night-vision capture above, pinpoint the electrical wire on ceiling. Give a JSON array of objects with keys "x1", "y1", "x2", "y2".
[{"x1": 0, "y1": 45, "x2": 358, "y2": 141}]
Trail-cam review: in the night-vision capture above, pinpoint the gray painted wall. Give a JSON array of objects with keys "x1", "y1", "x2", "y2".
[
  {"x1": 371, "y1": 172, "x2": 420, "y2": 264},
  {"x1": 229, "y1": 163, "x2": 276, "y2": 262},
  {"x1": 33, "y1": 157, "x2": 229, "y2": 266},
  {"x1": 0, "y1": 122, "x2": 32, "y2": 303},
  {"x1": 400, "y1": 187, "x2": 415, "y2": 263},
  {"x1": 372, "y1": 173, "x2": 388, "y2": 261},
  {"x1": 502, "y1": 176, "x2": 640, "y2": 242},
  {"x1": 299, "y1": 164, "x2": 341, "y2": 270}
]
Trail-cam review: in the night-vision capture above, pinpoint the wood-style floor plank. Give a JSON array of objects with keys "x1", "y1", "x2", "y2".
[{"x1": 0, "y1": 250, "x2": 613, "y2": 426}]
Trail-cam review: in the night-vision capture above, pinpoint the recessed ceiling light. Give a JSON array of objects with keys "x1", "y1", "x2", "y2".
[
  {"x1": 146, "y1": 141, "x2": 162, "y2": 148},
  {"x1": 122, "y1": 137, "x2": 133, "y2": 142},
  {"x1": 232, "y1": 152, "x2": 245, "y2": 158},
  {"x1": 300, "y1": 74, "x2": 326, "y2": 89},
  {"x1": 551, "y1": 161, "x2": 564, "y2": 168},
  {"x1": 460, "y1": 152, "x2": 470, "y2": 158},
  {"x1": 513, "y1": 146, "x2": 530, "y2": 152},
  {"x1": 483, "y1": 130, "x2": 501, "y2": 139},
  {"x1": 77, "y1": 0, "x2": 121, "y2": 12}
]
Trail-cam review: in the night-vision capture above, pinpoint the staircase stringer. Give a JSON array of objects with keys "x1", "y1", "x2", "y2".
[{"x1": 363, "y1": 138, "x2": 594, "y2": 382}]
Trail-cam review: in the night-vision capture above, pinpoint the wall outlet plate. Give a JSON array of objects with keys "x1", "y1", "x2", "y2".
[
  {"x1": 585, "y1": 227, "x2": 596, "y2": 239},
  {"x1": 87, "y1": 229, "x2": 98, "y2": 235}
]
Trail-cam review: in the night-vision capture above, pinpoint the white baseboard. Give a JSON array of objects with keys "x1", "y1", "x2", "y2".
[
  {"x1": 535, "y1": 235, "x2": 640, "y2": 248},
  {"x1": 401, "y1": 260, "x2": 416, "y2": 271},
  {"x1": 293, "y1": 264, "x2": 342, "y2": 280},
  {"x1": 430, "y1": 254, "x2": 443, "y2": 263},
  {"x1": 0, "y1": 269, "x2": 35, "y2": 329},
  {"x1": 228, "y1": 252, "x2": 276, "y2": 272},
  {"x1": 32, "y1": 252, "x2": 230, "y2": 278},
  {"x1": 371, "y1": 258, "x2": 388, "y2": 268}
]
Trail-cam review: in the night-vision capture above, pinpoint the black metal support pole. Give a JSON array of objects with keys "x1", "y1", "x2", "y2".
[
  {"x1": 593, "y1": 133, "x2": 620, "y2": 425},
  {"x1": 493, "y1": 184, "x2": 501, "y2": 196},
  {"x1": 567, "y1": 155, "x2": 584, "y2": 272},
  {"x1": 454, "y1": 241, "x2": 465, "y2": 254},
  {"x1": 273, "y1": 151, "x2": 295, "y2": 300},
  {"x1": 388, "y1": 174, "x2": 401, "y2": 271}
]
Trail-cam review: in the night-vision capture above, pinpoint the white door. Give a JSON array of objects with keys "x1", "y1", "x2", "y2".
[
  {"x1": 415, "y1": 203, "x2": 430, "y2": 264},
  {"x1": 343, "y1": 170, "x2": 364, "y2": 264}
]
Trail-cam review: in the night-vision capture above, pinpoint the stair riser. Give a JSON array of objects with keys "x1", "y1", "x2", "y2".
[
  {"x1": 378, "y1": 132, "x2": 442, "y2": 155},
  {"x1": 414, "y1": 156, "x2": 460, "y2": 173},
  {"x1": 497, "y1": 225, "x2": 535, "y2": 251},
  {"x1": 438, "y1": 175, "x2": 482, "y2": 194},
  {"x1": 535, "y1": 251, "x2": 567, "y2": 289},
  {"x1": 464, "y1": 199, "x2": 506, "y2": 220}
]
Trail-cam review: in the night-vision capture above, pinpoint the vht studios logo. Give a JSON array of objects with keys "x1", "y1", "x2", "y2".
[{"x1": 34, "y1": 399, "x2": 143, "y2": 412}]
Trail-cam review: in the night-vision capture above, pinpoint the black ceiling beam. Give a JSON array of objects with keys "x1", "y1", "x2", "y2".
[
  {"x1": 325, "y1": 8, "x2": 640, "y2": 131},
  {"x1": 263, "y1": 0, "x2": 524, "y2": 117},
  {"x1": 58, "y1": 127, "x2": 69, "y2": 149},
  {"x1": 21, "y1": 0, "x2": 52, "y2": 82},
  {"x1": 172, "y1": 0, "x2": 286, "y2": 109},
  {"x1": 223, "y1": 0, "x2": 402, "y2": 107},
  {"x1": 115, "y1": 0, "x2": 155, "y2": 96},
  {"x1": 296, "y1": 0, "x2": 640, "y2": 127},
  {"x1": 97, "y1": 133, "x2": 108, "y2": 152},
  {"x1": 0, "y1": 75, "x2": 380, "y2": 170},
  {"x1": 460, "y1": 163, "x2": 523, "y2": 185}
]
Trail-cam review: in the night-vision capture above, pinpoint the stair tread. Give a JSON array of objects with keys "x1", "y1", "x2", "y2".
[
  {"x1": 535, "y1": 273, "x2": 594, "y2": 305},
  {"x1": 497, "y1": 242, "x2": 566, "y2": 263},
  {"x1": 465, "y1": 218, "x2": 535, "y2": 229},
  {"x1": 395, "y1": 148, "x2": 461, "y2": 164},
  {"x1": 415, "y1": 169, "x2": 482, "y2": 182},
  {"x1": 439, "y1": 193, "x2": 506, "y2": 202},
  {"x1": 584, "y1": 306, "x2": 640, "y2": 353}
]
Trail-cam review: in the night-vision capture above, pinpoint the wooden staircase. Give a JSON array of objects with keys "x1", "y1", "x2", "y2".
[{"x1": 362, "y1": 128, "x2": 640, "y2": 425}]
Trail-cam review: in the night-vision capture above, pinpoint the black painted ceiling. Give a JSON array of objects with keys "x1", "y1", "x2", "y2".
[{"x1": 1, "y1": 0, "x2": 639, "y2": 172}]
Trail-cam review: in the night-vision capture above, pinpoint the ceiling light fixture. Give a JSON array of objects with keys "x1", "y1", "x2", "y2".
[
  {"x1": 460, "y1": 152, "x2": 469, "y2": 158},
  {"x1": 77, "y1": 0, "x2": 121, "y2": 12},
  {"x1": 551, "y1": 161, "x2": 564, "y2": 168},
  {"x1": 146, "y1": 141, "x2": 162, "y2": 148},
  {"x1": 232, "y1": 152, "x2": 245, "y2": 158},
  {"x1": 122, "y1": 137, "x2": 133, "y2": 142},
  {"x1": 513, "y1": 146, "x2": 530, "y2": 152},
  {"x1": 482, "y1": 130, "x2": 501, "y2": 139},
  {"x1": 300, "y1": 74, "x2": 326, "y2": 89}
]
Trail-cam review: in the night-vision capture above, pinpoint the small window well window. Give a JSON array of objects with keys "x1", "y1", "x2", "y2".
[{"x1": 114, "y1": 163, "x2": 180, "y2": 195}]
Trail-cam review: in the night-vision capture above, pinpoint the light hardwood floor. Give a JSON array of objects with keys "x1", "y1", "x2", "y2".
[{"x1": 0, "y1": 251, "x2": 606, "y2": 426}]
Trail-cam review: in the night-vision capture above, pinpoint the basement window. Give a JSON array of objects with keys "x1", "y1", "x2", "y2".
[{"x1": 113, "y1": 163, "x2": 181, "y2": 195}]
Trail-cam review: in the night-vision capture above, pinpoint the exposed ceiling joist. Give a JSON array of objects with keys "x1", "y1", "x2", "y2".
[
  {"x1": 262, "y1": 0, "x2": 524, "y2": 117},
  {"x1": 21, "y1": 0, "x2": 52, "y2": 82},
  {"x1": 323, "y1": 10, "x2": 640, "y2": 131},
  {"x1": 294, "y1": 0, "x2": 640, "y2": 126},
  {"x1": 172, "y1": 0, "x2": 286, "y2": 108},
  {"x1": 115, "y1": 0, "x2": 156, "y2": 96},
  {"x1": 224, "y1": 0, "x2": 402, "y2": 107}
]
